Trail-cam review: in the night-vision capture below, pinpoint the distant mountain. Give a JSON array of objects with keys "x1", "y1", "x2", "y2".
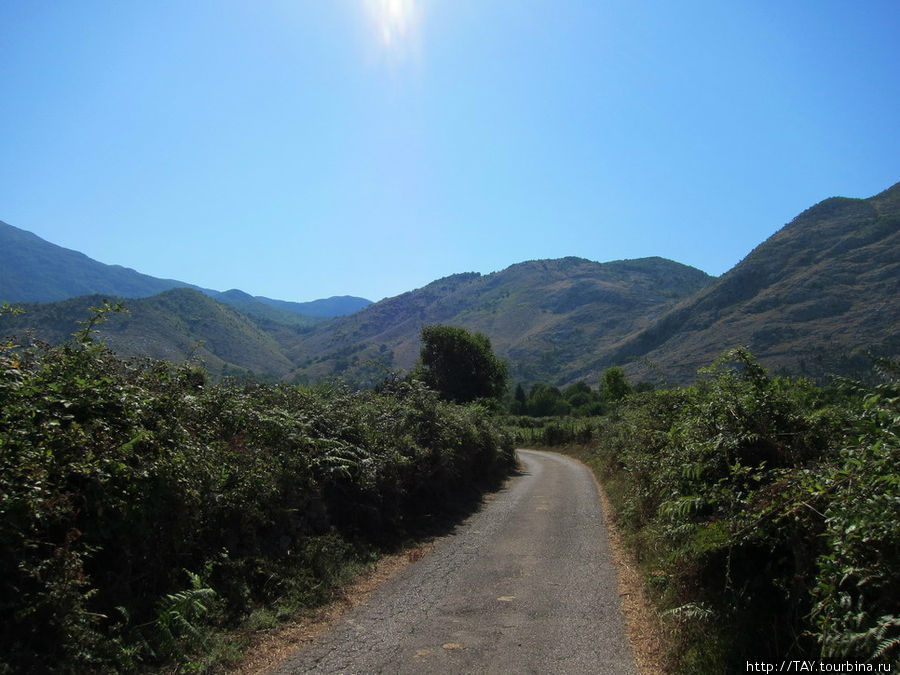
[
  {"x1": 203, "y1": 289, "x2": 371, "y2": 327},
  {"x1": 0, "y1": 220, "x2": 199, "y2": 301},
  {"x1": 252, "y1": 295, "x2": 373, "y2": 318},
  {"x1": 0, "y1": 288, "x2": 295, "y2": 379},
  {"x1": 283, "y1": 257, "x2": 714, "y2": 386},
  {"x1": 0, "y1": 220, "x2": 372, "y2": 319},
  {"x1": 596, "y1": 181, "x2": 900, "y2": 384},
  {"x1": 3, "y1": 181, "x2": 897, "y2": 386}
]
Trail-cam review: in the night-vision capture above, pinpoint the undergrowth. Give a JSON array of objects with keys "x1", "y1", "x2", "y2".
[
  {"x1": 0, "y1": 304, "x2": 514, "y2": 672},
  {"x1": 552, "y1": 349, "x2": 899, "y2": 672}
]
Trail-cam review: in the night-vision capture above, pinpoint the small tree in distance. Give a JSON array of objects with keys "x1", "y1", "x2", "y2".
[
  {"x1": 416, "y1": 324, "x2": 508, "y2": 404},
  {"x1": 601, "y1": 366, "x2": 632, "y2": 403}
]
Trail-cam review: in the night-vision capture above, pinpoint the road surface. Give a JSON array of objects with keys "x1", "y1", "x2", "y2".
[{"x1": 270, "y1": 449, "x2": 636, "y2": 674}]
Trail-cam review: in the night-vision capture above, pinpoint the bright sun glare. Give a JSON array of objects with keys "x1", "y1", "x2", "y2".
[{"x1": 364, "y1": 0, "x2": 421, "y2": 50}]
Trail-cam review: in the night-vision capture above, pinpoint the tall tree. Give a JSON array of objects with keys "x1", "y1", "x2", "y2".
[
  {"x1": 511, "y1": 383, "x2": 528, "y2": 414},
  {"x1": 601, "y1": 366, "x2": 632, "y2": 402},
  {"x1": 417, "y1": 325, "x2": 508, "y2": 403}
]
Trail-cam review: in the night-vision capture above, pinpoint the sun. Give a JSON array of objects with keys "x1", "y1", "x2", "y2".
[{"x1": 364, "y1": 0, "x2": 421, "y2": 50}]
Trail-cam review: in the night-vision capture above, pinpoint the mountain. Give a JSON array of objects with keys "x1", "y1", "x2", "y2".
[
  {"x1": 595, "y1": 182, "x2": 900, "y2": 384},
  {"x1": 203, "y1": 289, "x2": 371, "y2": 327},
  {"x1": 252, "y1": 295, "x2": 373, "y2": 318},
  {"x1": 3, "y1": 181, "x2": 897, "y2": 386},
  {"x1": 0, "y1": 220, "x2": 372, "y2": 319},
  {"x1": 283, "y1": 257, "x2": 715, "y2": 386},
  {"x1": 0, "y1": 220, "x2": 199, "y2": 301},
  {"x1": 0, "y1": 288, "x2": 295, "y2": 379}
]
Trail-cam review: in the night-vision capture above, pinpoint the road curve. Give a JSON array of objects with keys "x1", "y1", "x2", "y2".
[{"x1": 270, "y1": 449, "x2": 636, "y2": 674}]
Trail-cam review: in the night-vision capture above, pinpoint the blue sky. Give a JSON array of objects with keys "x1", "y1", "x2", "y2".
[{"x1": 2, "y1": 1, "x2": 898, "y2": 303}]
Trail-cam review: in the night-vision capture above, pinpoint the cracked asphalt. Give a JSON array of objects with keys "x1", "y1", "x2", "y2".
[{"x1": 269, "y1": 449, "x2": 636, "y2": 674}]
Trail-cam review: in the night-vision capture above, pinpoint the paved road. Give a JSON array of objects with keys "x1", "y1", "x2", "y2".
[{"x1": 270, "y1": 450, "x2": 636, "y2": 674}]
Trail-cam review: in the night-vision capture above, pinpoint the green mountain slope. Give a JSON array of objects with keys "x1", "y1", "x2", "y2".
[
  {"x1": 254, "y1": 294, "x2": 373, "y2": 318},
  {"x1": 4, "y1": 181, "x2": 896, "y2": 386},
  {"x1": 206, "y1": 290, "x2": 371, "y2": 322},
  {"x1": 285, "y1": 257, "x2": 714, "y2": 386},
  {"x1": 0, "y1": 220, "x2": 371, "y2": 318},
  {"x1": 597, "y1": 181, "x2": 900, "y2": 383},
  {"x1": 0, "y1": 220, "x2": 198, "y2": 301},
  {"x1": 0, "y1": 288, "x2": 295, "y2": 379}
]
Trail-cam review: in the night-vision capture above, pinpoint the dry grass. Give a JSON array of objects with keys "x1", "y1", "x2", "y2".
[
  {"x1": 595, "y1": 478, "x2": 670, "y2": 674},
  {"x1": 228, "y1": 545, "x2": 433, "y2": 674}
]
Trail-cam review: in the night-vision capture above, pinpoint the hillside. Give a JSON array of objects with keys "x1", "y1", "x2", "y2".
[
  {"x1": 4, "y1": 181, "x2": 897, "y2": 387},
  {"x1": 283, "y1": 257, "x2": 714, "y2": 386},
  {"x1": 205, "y1": 289, "x2": 371, "y2": 327},
  {"x1": 0, "y1": 288, "x2": 295, "y2": 379},
  {"x1": 0, "y1": 220, "x2": 199, "y2": 302},
  {"x1": 0, "y1": 220, "x2": 371, "y2": 319},
  {"x1": 595, "y1": 181, "x2": 900, "y2": 383}
]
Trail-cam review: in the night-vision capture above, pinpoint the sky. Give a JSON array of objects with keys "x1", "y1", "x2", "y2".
[{"x1": 2, "y1": 1, "x2": 899, "y2": 303}]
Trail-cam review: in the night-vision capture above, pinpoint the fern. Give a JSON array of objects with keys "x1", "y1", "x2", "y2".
[
  {"x1": 859, "y1": 615, "x2": 900, "y2": 663},
  {"x1": 662, "y1": 602, "x2": 715, "y2": 624},
  {"x1": 152, "y1": 570, "x2": 217, "y2": 653}
]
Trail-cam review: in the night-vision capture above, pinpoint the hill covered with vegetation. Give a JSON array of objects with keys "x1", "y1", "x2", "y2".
[
  {"x1": 3, "y1": 181, "x2": 898, "y2": 387},
  {"x1": 284, "y1": 256, "x2": 714, "y2": 386},
  {"x1": 597, "y1": 181, "x2": 900, "y2": 384},
  {"x1": 0, "y1": 220, "x2": 371, "y2": 321},
  {"x1": 0, "y1": 220, "x2": 197, "y2": 302},
  {"x1": 0, "y1": 289, "x2": 296, "y2": 379}
]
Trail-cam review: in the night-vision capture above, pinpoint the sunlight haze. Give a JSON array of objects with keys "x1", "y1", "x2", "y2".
[{"x1": 365, "y1": 0, "x2": 421, "y2": 49}]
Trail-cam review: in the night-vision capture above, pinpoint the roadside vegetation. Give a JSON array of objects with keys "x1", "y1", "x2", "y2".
[
  {"x1": 5, "y1": 297, "x2": 897, "y2": 673},
  {"x1": 515, "y1": 349, "x2": 900, "y2": 672},
  {"x1": 0, "y1": 309, "x2": 514, "y2": 672}
]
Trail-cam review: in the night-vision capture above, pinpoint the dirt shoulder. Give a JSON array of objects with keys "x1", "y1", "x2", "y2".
[{"x1": 229, "y1": 543, "x2": 433, "y2": 674}]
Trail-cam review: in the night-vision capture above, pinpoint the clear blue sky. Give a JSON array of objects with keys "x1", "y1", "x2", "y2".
[{"x1": 2, "y1": 1, "x2": 898, "y2": 302}]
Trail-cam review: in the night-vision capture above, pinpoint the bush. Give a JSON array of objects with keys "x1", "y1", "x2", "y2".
[
  {"x1": 812, "y1": 358, "x2": 900, "y2": 663},
  {"x1": 0, "y1": 325, "x2": 514, "y2": 671},
  {"x1": 588, "y1": 348, "x2": 898, "y2": 672}
]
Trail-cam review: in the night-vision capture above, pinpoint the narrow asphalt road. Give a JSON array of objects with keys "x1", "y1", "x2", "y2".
[{"x1": 270, "y1": 449, "x2": 636, "y2": 674}]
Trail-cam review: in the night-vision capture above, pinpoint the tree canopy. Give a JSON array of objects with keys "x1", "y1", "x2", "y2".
[{"x1": 416, "y1": 324, "x2": 508, "y2": 403}]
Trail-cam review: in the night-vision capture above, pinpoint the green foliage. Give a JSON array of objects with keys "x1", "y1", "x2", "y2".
[
  {"x1": 0, "y1": 289, "x2": 296, "y2": 380},
  {"x1": 506, "y1": 374, "x2": 627, "y2": 418},
  {"x1": 586, "y1": 348, "x2": 899, "y2": 672},
  {"x1": 73, "y1": 299, "x2": 128, "y2": 344},
  {"x1": 416, "y1": 324, "x2": 508, "y2": 404},
  {"x1": 563, "y1": 381, "x2": 605, "y2": 416},
  {"x1": 812, "y1": 357, "x2": 900, "y2": 664},
  {"x1": 525, "y1": 383, "x2": 571, "y2": 417},
  {"x1": 600, "y1": 366, "x2": 632, "y2": 402},
  {"x1": 503, "y1": 414, "x2": 600, "y2": 447},
  {"x1": 0, "y1": 323, "x2": 514, "y2": 672},
  {"x1": 150, "y1": 570, "x2": 218, "y2": 660},
  {"x1": 510, "y1": 383, "x2": 527, "y2": 414}
]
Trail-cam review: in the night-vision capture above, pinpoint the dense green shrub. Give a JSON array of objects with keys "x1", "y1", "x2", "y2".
[
  {"x1": 0, "y1": 322, "x2": 514, "y2": 672},
  {"x1": 812, "y1": 358, "x2": 900, "y2": 663},
  {"x1": 587, "y1": 348, "x2": 899, "y2": 672},
  {"x1": 415, "y1": 324, "x2": 508, "y2": 404},
  {"x1": 503, "y1": 414, "x2": 600, "y2": 447}
]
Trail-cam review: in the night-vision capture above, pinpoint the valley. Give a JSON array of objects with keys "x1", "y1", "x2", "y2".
[{"x1": 2, "y1": 180, "x2": 898, "y2": 387}]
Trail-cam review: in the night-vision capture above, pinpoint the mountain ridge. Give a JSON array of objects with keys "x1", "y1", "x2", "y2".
[
  {"x1": 0, "y1": 288, "x2": 295, "y2": 379},
  {"x1": 0, "y1": 220, "x2": 372, "y2": 318},
  {"x1": 2, "y1": 180, "x2": 897, "y2": 386},
  {"x1": 595, "y1": 181, "x2": 900, "y2": 383},
  {"x1": 282, "y1": 256, "x2": 714, "y2": 385}
]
